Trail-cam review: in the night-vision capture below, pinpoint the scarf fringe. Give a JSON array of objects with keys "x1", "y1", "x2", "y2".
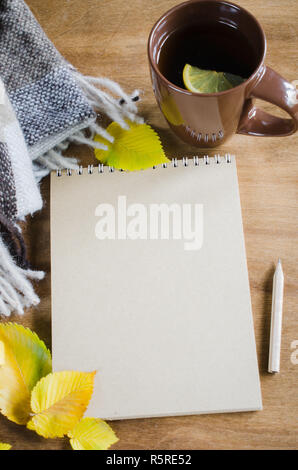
[
  {"x1": 32, "y1": 72, "x2": 143, "y2": 180},
  {"x1": 0, "y1": 236, "x2": 44, "y2": 316}
]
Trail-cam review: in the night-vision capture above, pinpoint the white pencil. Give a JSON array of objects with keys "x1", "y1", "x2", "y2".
[{"x1": 268, "y1": 259, "x2": 284, "y2": 373}]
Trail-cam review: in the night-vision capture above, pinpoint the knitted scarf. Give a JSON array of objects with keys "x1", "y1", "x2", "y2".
[{"x1": 0, "y1": 0, "x2": 141, "y2": 316}]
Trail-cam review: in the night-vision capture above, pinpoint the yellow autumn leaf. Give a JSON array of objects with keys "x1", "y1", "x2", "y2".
[
  {"x1": 0, "y1": 323, "x2": 51, "y2": 424},
  {"x1": 27, "y1": 371, "x2": 96, "y2": 438},
  {"x1": 94, "y1": 120, "x2": 169, "y2": 171},
  {"x1": 68, "y1": 417, "x2": 118, "y2": 450},
  {"x1": 0, "y1": 340, "x2": 4, "y2": 365},
  {"x1": 0, "y1": 442, "x2": 11, "y2": 450}
]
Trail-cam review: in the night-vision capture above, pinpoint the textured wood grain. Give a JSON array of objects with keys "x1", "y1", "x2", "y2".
[{"x1": 0, "y1": 0, "x2": 297, "y2": 450}]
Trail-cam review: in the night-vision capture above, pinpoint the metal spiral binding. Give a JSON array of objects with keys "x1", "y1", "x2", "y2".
[{"x1": 56, "y1": 154, "x2": 233, "y2": 176}]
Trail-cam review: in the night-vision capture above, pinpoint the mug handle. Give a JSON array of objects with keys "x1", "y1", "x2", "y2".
[{"x1": 237, "y1": 66, "x2": 298, "y2": 137}]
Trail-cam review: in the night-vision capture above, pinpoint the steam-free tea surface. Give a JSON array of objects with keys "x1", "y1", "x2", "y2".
[{"x1": 157, "y1": 22, "x2": 256, "y2": 89}]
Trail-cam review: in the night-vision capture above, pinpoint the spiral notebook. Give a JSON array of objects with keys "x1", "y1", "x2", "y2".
[{"x1": 50, "y1": 155, "x2": 262, "y2": 420}]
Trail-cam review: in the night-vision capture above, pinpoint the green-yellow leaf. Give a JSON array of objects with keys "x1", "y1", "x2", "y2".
[
  {"x1": 68, "y1": 417, "x2": 118, "y2": 450},
  {"x1": 94, "y1": 120, "x2": 169, "y2": 171},
  {"x1": 0, "y1": 442, "x2": 11, "y2": 450},
  {"x1": 27, "y1": 371, "x2": 96, "y2": 438},
  {"x1": 0, "y1": 323, "x2": 52, "y2": 424}
]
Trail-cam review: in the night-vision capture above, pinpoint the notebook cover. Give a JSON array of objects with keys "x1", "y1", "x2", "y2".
[{"x1": 50, "y1": 156, "x2": 262, "y2": 419}]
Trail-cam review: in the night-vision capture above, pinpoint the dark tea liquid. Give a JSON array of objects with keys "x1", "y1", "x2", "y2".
[{"x1": 157, "y1": 22, "x2": 257, "y2": 88}]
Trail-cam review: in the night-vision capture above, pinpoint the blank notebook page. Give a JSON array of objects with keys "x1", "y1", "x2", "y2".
[{"x1": 50, "y1": 156, "x2": 262, "y2": 420}]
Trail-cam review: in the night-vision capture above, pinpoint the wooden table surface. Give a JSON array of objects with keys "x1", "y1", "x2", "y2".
[{"x1": 0, "y1": 0, "x2": 297, "y2": 450}]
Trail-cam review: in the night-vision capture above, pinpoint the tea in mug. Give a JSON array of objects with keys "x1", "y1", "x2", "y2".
[{"x1": 157, "y1": 22, "x2": 257, "y2": 91}]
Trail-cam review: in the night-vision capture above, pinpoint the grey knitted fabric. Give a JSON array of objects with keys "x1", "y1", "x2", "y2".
[
  {"x1": 0, "y1": 142, "x2": 17, "y2": 220},
  {"x1": 0, "y1": 0, "x2": 96, "y2": 159},
  {"x1": 0, "y1": 75, "x2": 42, "y2": 269}
]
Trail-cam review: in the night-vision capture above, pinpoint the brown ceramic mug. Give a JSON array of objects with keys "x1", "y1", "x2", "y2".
[{"x1": 148, "y1": 0, "x2": 298, "y2": 148}]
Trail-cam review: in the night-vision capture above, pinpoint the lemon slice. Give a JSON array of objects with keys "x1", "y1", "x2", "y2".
[{"x1": 183, "y1": 64, "x2": 244, "y2": 93}]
